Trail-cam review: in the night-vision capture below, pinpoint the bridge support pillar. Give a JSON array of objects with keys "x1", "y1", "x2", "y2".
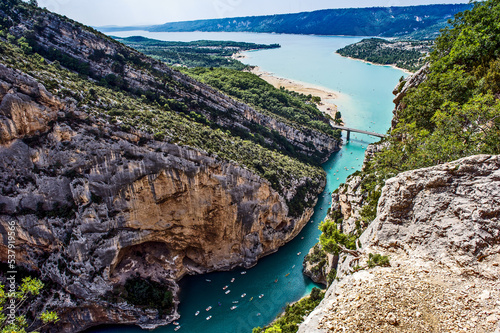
[{"x1": 346, "y1": 130, "x2": 350, "y2": 142}]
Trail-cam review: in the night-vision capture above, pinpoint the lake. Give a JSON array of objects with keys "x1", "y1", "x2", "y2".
[{"x1": 89, "y1": 31, "x2": 406, "y2": 333}]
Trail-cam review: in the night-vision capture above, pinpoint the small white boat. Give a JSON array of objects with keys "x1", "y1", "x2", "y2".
[
  {"x1": 258, "y1": 294, "x2": 264, "y2": 299},
  {"x1": 292, "y1": 265, "x2": 295, "y2": 268},
  {"x1": 241, "y1": 271, "x2": 247, "y2": 275},
  {"x1": 206, "y1": 316, "x2": 212, "y2": 320},
  {"x1": 230, "y1": 305, "x2": 238, "y2": 310},
  {"x1": 232, "y1": 301, "x2": 239, "y2": 304},
  {"x1": 174, "y1": 326, "x2": 181, "y2": 331},
  {"x1": 241, "y1": 293, "x2": 246, "y2": 298},
  {"x1": 223, "y1": 285, "x2": 228, "y2": 290},
  {"x1": 195, "y1": 311, "x2": 200, "y2": 316},
  {"x1": 173, "y1": 321, "x2": 179, "y2": 326},
  {"x1": 205, "y1": 279, "x2": 211, "y2": 282},
  {"x1": 230, "y1": 278, "x2": 235, "y2": 283},
  {"x1": 206, "y1": 306, "x2": 212, "y2": 311},
  {"x1": 225, "y1": 290, "x2": 231, "y2": 294},
  {"x1": 297, "y1": 252, "x2": 301, "y2": 256}
]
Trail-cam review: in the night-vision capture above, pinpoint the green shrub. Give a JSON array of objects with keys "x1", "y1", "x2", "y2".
[
  {"x1": 319, "y1": 219, "x2": 357, "y2": 255},
  {"x1": 367, "y1": 253, "x2": 390, "y2": 268},
  {"x1": 253, "y1": 288, "x2": 325, "y2": 333},
  {"x1": 326, "y1": 269, "x2": 337, "y2": 286},
  {"x1": 123, "y1": 275, "x2": 173, "y2": 315}
]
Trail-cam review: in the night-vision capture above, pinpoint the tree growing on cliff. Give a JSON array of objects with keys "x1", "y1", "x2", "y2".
[
  {"x1": 264, "y1": 325, "x2": 282, "y2": 333},
  {"x1": 319, "y1": 219, "x2": 357, "y2": 255},
  {"x1": 0, "y1": 277, "x2": 59, "y2": 333}
]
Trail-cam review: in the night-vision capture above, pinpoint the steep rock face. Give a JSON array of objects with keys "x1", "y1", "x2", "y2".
[
  {"x1": 10, "y1": 7, "x2": 339, "y2": 160},
  {"x1": 391, "y1": 63, "x2": 429, "y2": 131},
  {"x1": 0, "y1": 63, "x2": 319, "y2": 332},
  {"x1": 329, "y1": 142, "x2": 387, "y2": 235},
  {"x1": 298, "y1": 155, "x2": 500, "y2": 332},
  {"x1": 330, "y1": 175, "x2": 363, "y2": 235},
  {"x1": 0, "y1": 64, "x2": 63, "y2": 143},
  {"x1": 302, "y1": 244, "x2": 336, "y2": 286}
]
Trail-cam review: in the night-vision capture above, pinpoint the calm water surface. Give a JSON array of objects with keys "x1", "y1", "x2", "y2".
[{"x1": 90, "y1": 31, "x2": 406, "y2": 333}]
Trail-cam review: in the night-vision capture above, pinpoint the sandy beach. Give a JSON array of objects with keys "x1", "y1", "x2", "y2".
[
  {"x1": 249, "y1": 66, "x2": 340, "y2": 119},
  {"x1": 234, "y1": 53, "x2": 341, "y2": 119}
]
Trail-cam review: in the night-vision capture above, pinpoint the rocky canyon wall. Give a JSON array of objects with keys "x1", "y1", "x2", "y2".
[
  {"x1": 0, "y1": 63, "x2": 319, "y2": 332},
  {"x1": 299, "y1": 155, "x2": 500, "y2": 332}
]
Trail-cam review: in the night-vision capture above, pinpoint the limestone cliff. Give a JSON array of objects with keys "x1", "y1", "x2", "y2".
[
  {"x1": 302, "y1": 243, "x2": 336, "y2": 286},
  {"x1": 0, "y1": 2, "x2": 343, "y2": 331},
  {"x1": 7, "y1": 4, "x2": 338, "y2": 160},
  {"x1": 0, "y1": 61, "x2": 320, "y2": 331},
  {"x1": 298, "y1": 154, "x2": 500, "y2": 332}
]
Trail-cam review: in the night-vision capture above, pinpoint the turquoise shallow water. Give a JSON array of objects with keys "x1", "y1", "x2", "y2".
[{"x1": 90, "y1": 31, "x2": 406, "y2": 333}]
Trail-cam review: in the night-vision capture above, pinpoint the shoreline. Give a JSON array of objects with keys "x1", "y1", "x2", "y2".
[
  {"x1": 234, "y1": 53, "x2": 341, "y2": 119},
  {"x1": 339, "y1": 54, "x2": 414, "y2": 75}
]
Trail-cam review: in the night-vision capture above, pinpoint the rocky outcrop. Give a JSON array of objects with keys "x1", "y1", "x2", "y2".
[
  {"x1": 391, "y1": 63, "x2": 429, "y2": 131},
  {"x1": 330, "y1": 175, "x2": 364, "y2": 235},
  {"x1": 0, "y1": 64, "x2": 63, "y2": 143},
  {"x1": 298, "y1": 154, "x2": 500, "y2": 332},
  {"x1": 0, "y1": 56, "x2": 320, "y2": 332},
  {"x1": 7, "y1": 5, "x2": 339, "y2": 160},
  {"x1": 302, "y1": 244, "x2": 336, "y2": 286}
]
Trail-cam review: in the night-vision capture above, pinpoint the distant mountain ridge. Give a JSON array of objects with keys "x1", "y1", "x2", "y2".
[{"x1": 100, "y1": 4, "x2": 473, "y2": 39}]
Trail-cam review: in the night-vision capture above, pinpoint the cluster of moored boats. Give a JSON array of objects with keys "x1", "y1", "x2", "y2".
[{"x1": 179, "y1": 270, "x2": 295, "y2": 329}]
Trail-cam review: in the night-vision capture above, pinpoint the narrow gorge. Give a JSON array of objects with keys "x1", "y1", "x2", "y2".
[
  {"x1": 299, "y1": 4, "x2": 500, "y2": 328},
  {"x1": 0, "y1": 1, "x2": 340, "y2": 331}
]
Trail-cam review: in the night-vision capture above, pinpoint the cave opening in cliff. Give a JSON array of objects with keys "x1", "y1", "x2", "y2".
[{"x1": 110, "y1": 241, "x2": 176, "y2": 281}]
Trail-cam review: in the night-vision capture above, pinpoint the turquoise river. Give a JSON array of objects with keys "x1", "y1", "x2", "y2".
[{"x1": 88, "y1": 31, "x2": 406, "y2": 333}]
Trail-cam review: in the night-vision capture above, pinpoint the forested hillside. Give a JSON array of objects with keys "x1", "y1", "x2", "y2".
[
  {"x1": 329, "y1": 0, "x2": 500, "y2": 240},
  {"x1": 113, "y1": 36, "x2": 280, "y2": 70},
  {"x1": 371, "y1": 0, "x2": 500, "y2": 181},
  {"x1": 297, "y1": 2, "x2": 500, "y2": 332},
  {"x1": 106, "y1": 4, "x2": 473, "y2": 39},
  {"x1": 337, "y1": 38, "x2": 433, "y2": 72},
  {"x1": 0, "y1": 2, "x2": 342, "y2": 331}
]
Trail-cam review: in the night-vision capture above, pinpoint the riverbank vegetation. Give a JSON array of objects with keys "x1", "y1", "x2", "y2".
[
  {"x1": 113, "y1": 36, "x2": 279, "y2": 70},
  {"x1": 105, "y1": 275, "x2": 174, "y2": 317},
  {"x1": 337, "y1": 38, "x2": 433, "y2": 72},
  {"x1": 366, "y1": 0, "x2": 500, "y2": 186},
  {"x1": 1, "y1": 0, "x2": 333, "y2": 217},
  {"x1": 185, "y1": 67, "x2": 336, "y2": 137},
  {"x1": 252, "y1": 288, "x2": 325, "y2": 333},
  {"x1": 317, "y1": 0, "x2": 500, "y2": 274}
]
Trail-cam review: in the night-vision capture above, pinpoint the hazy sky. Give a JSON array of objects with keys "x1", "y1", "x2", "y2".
[{"x1": 36, "y1": 0, "x2": 470, "y2": 27}]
